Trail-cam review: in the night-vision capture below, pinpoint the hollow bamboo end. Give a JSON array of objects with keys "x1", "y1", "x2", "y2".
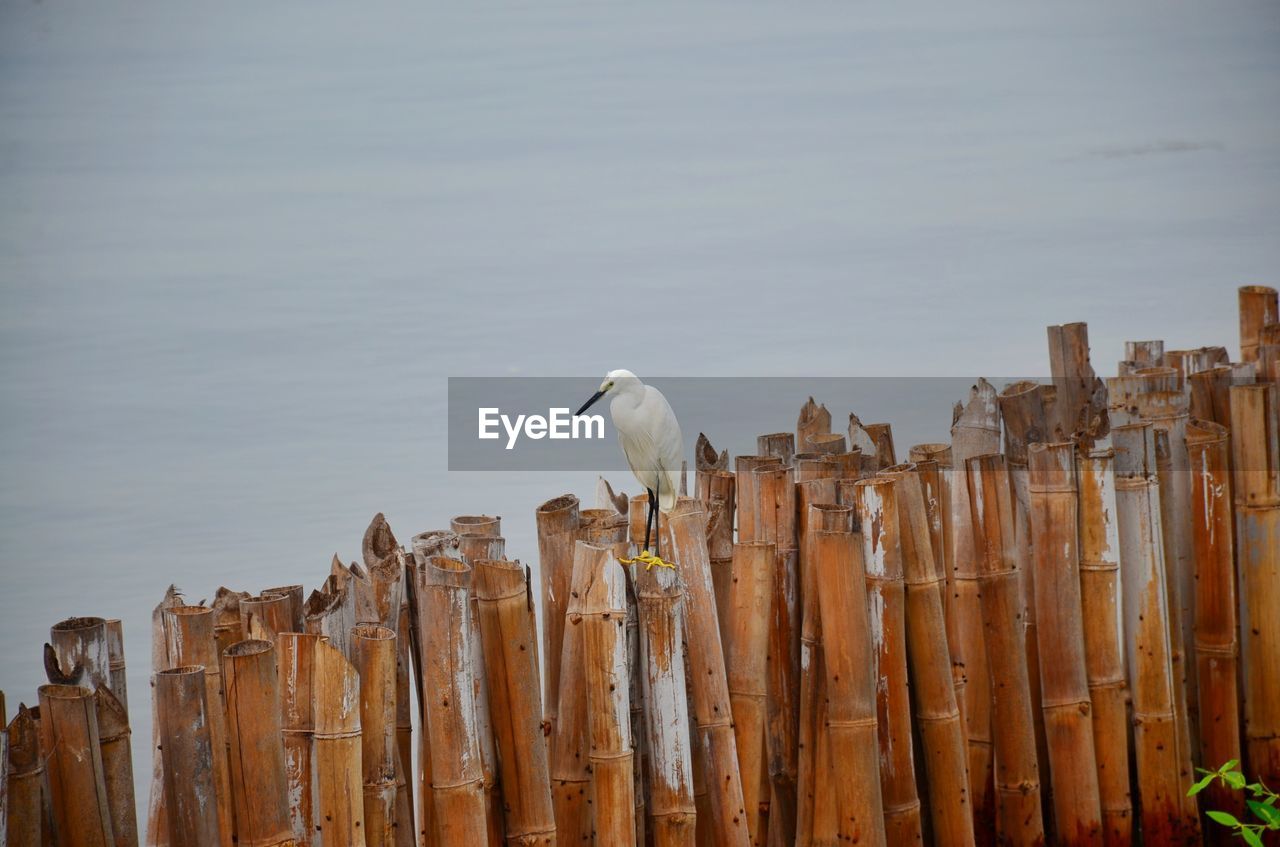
[{"x1": 224, "y1": 638, "x2": 274, "y2": 659}]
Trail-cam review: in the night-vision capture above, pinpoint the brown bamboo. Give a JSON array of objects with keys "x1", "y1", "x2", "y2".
[
  {"x1": 549, "y1": 542, "x2": 598, "y2": 845},
  {"x1": 1189, "y1": 365, "x2": 1235, "y2": 427},
  {"x1": 1230, "y1": 383, "x2": 1280, "y2": 784},
  {"x1": 965, "y1": 454, "x2": 1046, "y2": 845},
  {"x1": 866, "y1": 422, "x2": 897, "y2": 470},
  {"x1": 305, "y1": 567, "x2": 357, "y2": 659},
  {"x1": 104, "y1": 619, "x2": 128, "y2": 713},
  {"x1": 0, "y1": 704, "x2": 7, "y2": 846},
  {"x1": 793, "y1": 453, "x2": 835, "y2": 483},
  {"x1": 633, "y1": 543, "x2": 697, "y2": 847},
  {"x1": 1120, "y1": 340, "x2": 1163, "y2": 375},
  {"x1": 669, "y1": 498, "x2": 750, "y2": 847},
  {"x1": 697, "y1": 467, "x2": 737, "y2": 651},
  {"x1": 155, "y1": 667, "x2": 223, "y2": 847},
  {"x1": 46, "y1": 616, "x2": 112, "y2": 692},
  {"x1": 811, "y1": 514, "x2": 888, "y2": 846},
  {"x1": 758, "y1": 432, "x2": 795, "y2": 467},
  {"x1": 161, "y1": 605, "x2": 234, "y2": 847},
  {"x1": 1239, "y1": 285, "x2": 1278, "y2": 363},
  {"x1": 537, "y1": 494, "x2": 580, "y2": 751},
  {"x1": 420, "y1": 557, "x2": 489, "y2": 843},
  {"x1": 1075, "y1": 448, "x2": 1134, "y2": 846},
  {"x1": 222, "y1": 640, "x2": 296, "y2": 847},
  {"x1": 881, "y1": 465, "x2": 975, "y2": 846},
  {"x1": 1047, "y1": 322, "x2": 1107, "y2": 442},
  {"x1": 38, "y1": 684, "x2": 113, "y2": 846},
  {"x1": 1110, "y1": 424, "x2": 1200, "y2": 843},
  {"x1": 474, "y1": 558, "x2": 557, "y2": 846},
  {"x1": 352, "y1": 625, "x2": 397, "y2": 847},
  {"x1": 94, "y1": 686, "x2": 137, "y2": 847},
  {"x1": 1028, "y1": 442, "x2": 1103, "y2": 844},
  {"x1": 212, "y1": 587, "x2": 249, "y2": 666},
  {"x1": 852, "y1": 477, "x2": 924, "y2": 846},
  {"x1": 581, "y1": 550, "x2": 635, "y2": 846},
  {"x1": 452, "y1": 514, "x2": 501, "y2": 536},
  {"x1": 241, "y1": 593, "x2": 293, "y2": 642},
  {"x1": 1259, "y1": 324, "x2": 1280, "y2": 383},
  {"x1": 260, "y1": 585, "x2": 305, "y2": 634},
  {"x1": 735, "y1": 456, "x2": 780, "y2": 543},
  {"x1": 625, "y1": 561, "x2": 651, "y2": 847},
  {"x1": 1165, "y1": 346, "x2": 1229, "y2": 377},
  {"x1": 723, "y1": 542, "x2": 775, "y2": 847},
  {"x1": 797, "y1": 398, "x2": 832, "y2": 452},
  {"x1": 805, "y1": 432, "x2": 846, "y2": 455},
  {"x1": 312, "y1": 638, "x2": 367, "y2": 847},
  {"x1": 795, "y1": 479, "x2": 836, "y2": 847},
  {"x1": 276, "y1": 631, "x2": 322, "y2": 845},
  {"x1": 146, "y1": 585, "x2": 183, "y2": 847},
  {"x1": 1186, "y1": 419, "x2": 1245, "y2": 826},
  {"x1": 6, "y1": 705, "x2": 47, "y2": 847}
]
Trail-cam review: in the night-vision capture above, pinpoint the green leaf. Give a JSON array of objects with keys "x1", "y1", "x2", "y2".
[
  {"x1": 1207, "y1": 810, "x2": 1240, "y2": 827},
  {"x1": 1220, "y1": 759, "x2": 1240, "y2": 774},
  {"x1": 1227, "y1": 771, "x2": 1248, "y2": 789},
  {"x1": 1241, "y1": 828, "x2": 1264, "y2": 847},
  {"x1": 1248, "y1": 799, "x2": 1280, "y2": 826},
  {"x1": 1189, "y1": 774, "x2": 1216, "y2": 796}
]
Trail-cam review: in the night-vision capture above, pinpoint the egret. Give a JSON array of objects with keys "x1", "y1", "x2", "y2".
[{"x1": 575, "y1": 369, "x2": 683, "y2": 569}]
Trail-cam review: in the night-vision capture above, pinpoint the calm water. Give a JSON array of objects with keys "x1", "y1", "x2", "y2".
[{"x1": 2, "y1": 0, "x2": 1278, "y2": 812}]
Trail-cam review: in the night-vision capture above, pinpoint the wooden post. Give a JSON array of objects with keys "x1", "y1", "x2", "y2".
[
  {"x1": 146, "y1": 585, "x2": 184, "y2": 847},
  {"x1": 696, "y1": 467, "x2": 737, "y2": 652},
  {"x1": 6, "y1": 705, "x2": 47, "y2": 847},
  {"x1": 796, "y1": 398, "x2": 831, "y2": 453},
  {"x1": 104, "y1": 619, "x2": 128, "y2": 713},
  {"x1": 261, "y1": 585, "x2": 306, "y2": 633},
  {"x1": 241, "y1": 593, "x2": 294, "y2": 642},
  {"x1": 851, "y1": 477, "x2": 923, "y2": 845},
  {"x1": 735, "y1": 456, "x2": 780, "y2": 543},
  {"x1": 277, "y1": 631, "x2": 322, "y2": 846},
  {"x1": 1076, "y1": 447, "x2": 1135, "y2": 845},
  {"x1": 1047, "y1": 322, "x2": 1107, "y2": 442},
  {"x1": 1111, "y1": 424, "x2": 1200, "y2": 843},
  {"x1": 758, "y1": 432, "x2": 795, "y2": 467},
  {"x1": 352, "y1": 624, "x2": 397, "y2": 847},
  {"x1": 95, "y1": 686, "x2": 138, "y2": 847},
  {"x1": 46, "y1": 616, "x2": 112, "y2": 692},
  {"x1": 222, "y1": 639, "x2": 297, "y2": 847},
  {"x1": 38, "y1": 684, "x2": 113, "y2": 846},
  {"x1": 1229, "y1": 383, "x2": 1280, "y2": 785},
  {"x1": 668, "y1": 498, "x2": 750, "y2": 847},
  {"x1": 1239, "y1": 285, "x2": 1278, "y2": 363},
  {"x1": 474, "y1": 558, "x2": 557, "y2": 846},
  {"x1": 965, "y1": 454, "x2": 1046, "y2": 845},
  {"x1": 1120, "y1": 340, "x2": 1163, "y2": 375},
  {"x1": 536, "y1": 494, "x2": 580, "y2": 750},
  {"x1": 312, "y1": 638, "x2": 367, "y2": 847},
  {"x1": 1028, "y1": 442, "x2": 1103, "y2": 844},
  {"x1": 550, "y1": 542, "x2": 599, "y2": 846},
  {"x1": 155, "y1": 667, "x2": 224, "y2": 847},
  {"x1": 1186, "y1": 419, "x2": 1245, "y2": 825}
]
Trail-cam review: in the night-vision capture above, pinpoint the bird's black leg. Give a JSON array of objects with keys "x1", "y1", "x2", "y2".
[
  {"x1": 644, "y1": 488, "x2": 656, "y2": 553},
  {"x1": 653, "y1": 477, "x2": 662, "y2": 559}
]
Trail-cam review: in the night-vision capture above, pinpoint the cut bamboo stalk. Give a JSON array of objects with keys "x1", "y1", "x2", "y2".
[
  {"x1": 305, "y1": 569, "x2": 357, "y2": 660},
  {"x1": 852, "y1": 477, "x2": 923, "y2": 846},
  {"x1": 95, "y1": 686, "x2": 138, "y2": 847},
  {"x1": 46, "y1": 616, "x2": 112, "y2": 692},
  {"x1": 38, "y1": 684, "x2": 113, "y2": 846},
  {"x1": 724, "y1": 542, "x2": 775, "y2": 847},
  {"x1": 155, "y1": 666, "x2": 224, "y2": 847},
  {"x1": 1110, "y1": 424, "x2": 1200, "y2": 843},
  {"x1": 1239, "y1": 285, "x2": 1278, "y2": 363},
  {"x1": 1028, "y1": 442, "x2": 1103, "y2": 844},
  {"x1": 811, "y1": 515, "x2": 888, "y2": 847},
  {"x1": 1075, "y1": 448, "x2": 1134, "y2": 846},
  {"x1": 792, "y1": 453, "x2": 835, "y2": 483},
  {"x1": 212, "y1": 587, "x2": 249, "y2": 666},
  {"x1": 735, "y1": 456, "x2": 780, "y2": 543},
  {"x1": 419, "y1": 557, "x2": 488, "y2": 844},
  {"x1": 7, "y1": 704, "x2": 47, "y2": 847},
  {"x1": 451, "y1": 514, "x2": 501, "y2": 536},
  {"x1": 277, "y1": 632, "x2": 322, "y2": 846},
  {"x1": 949, "y1": 379, "x2": 999, "y2": 842},
  {"x1": 1259, "y1": 323, "x2": 1280, "y2": 382},
  {"x1": 222, "y1": 639, "x2": 297, "y2": 847},
  {"x1": 1186, "y1": 419, "x2": 1245, "y2": 824},
  {"x1": 262, "y1": 585, "x2": 306, "y2": 634},
  {"x1": 909, "y1": 456, "x2": 950, "y2": 585},
  {"x1": 1164, "y1": 346, "x2": 1229, "y2": 377},
  {"x1": 690, "y1": 680, "x2": 712, "y2": 847},
  {"x1": 1, "y1": 706, "x2": 7, "y2": 847},
  {"x1": 537, "y1": 494, "x2": 580, "y2": 751},
  {"x1": 757, "y1": 432, "x2": 795, "y2": 467},
  {"x1": 697, "y1": 433, "x2": 730, "y2": 475},
  {"x1": 881, "y1": 465, "x2": 975, "y2": 846},
  {"x1": 581, "y1": 550, "x2": 635, "y2": 846},
  {"x1": 146, "y1": 585, "x2": 184, "y2": 847},
  {"x1": 1047, "y1": 321, "x2": 1108, "y2": 442},
  {"x1": 473, "y1": 558, "x2": 557, "y2": 847},
  {"x1": 797, "y1": 398, "x2": 832, "y2": 453},
  {"x1": 242, "y1": 593, "x2": 294, "y2": 642},
  {"x1": 863, "y1": 420, "x2": 897, "y2": 471},
  {"x1": 626, "y1": 561, "x2": 651, "y2": 847},
  {"x1": 794, "y1": 480, "x2": 835, "y2": 847},
  {"x1": 104, "y1": 619, "x2": 128, "y2": 713},
  {"x1": 352, "y1": 625, "x2": 397, "y2": 847},
  {"x1": 550, "y1": 541, "x2": 599, "y2": 846},
  {"x1": 312, "y1": 638, "x2": 367, "y2": 847},
  {"x1": 1189, "y1": 365, "x2": 1235, "y2": 427},
  {"x1": 1120, "y1": 340, "x2": 1164, "y2": 375},
  {"x1": 1229, "y1": 383, "x2": 1280, "y2": 785},
  {"x1": 805, "y1": 432, "x2": 846, "y2": 455},
  {"x1": 633, "y1": 545, "x2": 697, "y2": 847},
  {"x1": 697, "y1": 467, "x2": 736, "y2": 652},
  {"x1": 668, "y1": 498, "x2": 750, "y2": 847}
]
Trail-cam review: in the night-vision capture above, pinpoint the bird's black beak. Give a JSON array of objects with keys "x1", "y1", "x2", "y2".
[{"x1": 575, "y1": 390, "x2": 605, "y2": 417}]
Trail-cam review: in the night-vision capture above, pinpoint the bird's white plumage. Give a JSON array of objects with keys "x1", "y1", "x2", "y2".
[{"x1": 599, "y1": 369, "x2": 683, "y2": 512}]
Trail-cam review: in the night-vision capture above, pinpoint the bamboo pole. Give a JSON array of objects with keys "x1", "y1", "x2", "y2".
[
  {"x1": 811, "y1": 512, "x2": 887, "y2": 847},
  {"x1": 797, "y1": 398, "x2": 831, "y2": 452},
  {"x1": 1229, "y1": 383, "x2": 1280, "y2": 785},
  {"x1": 1239, "y1": 285, "x2": 1278, "y2": 364},
  {"x1": 723, "y1": 542, "x2": 774, "y2": 847},
  {"x1": 155, "y1": 666, "x2": 224, "y2": 847},
  {"x1": 305, "y1": 570, "x2": 357, "y2": 659},
  {"x1": 1047, "y1": 322, "x2": 1107, "y2": 442},
  {"x1": 1, "y1": 703, "x2": 7, "y2": 847},
  {"x1": 697, "y1": 467, "x2": 737, "y2": 652},
  {"x1": 1120, "y1": 340, "x2": 1163, "y2": 375},
  {"x1": 795, "y1": 478, "x2": 835, "y2": 847},
  {"x1": 276, "y1": 631, "x2": 322, "y2": 846},
  {"x1": 581, "y1": 550, "x2": 635, "y2": 846},
  {"x1": 46, "y1": 616, "x2": 112, "y2": 692},
  {"x1": 6, "y1": 705, "x2": 46, "y2": 847},
  {"x1": 474, "y1": 558, "x2": 557, "y2": 847},
  {"x1": 222, "y1": 639, "x2": 297, "y2": 847},
  {"x1": 104, "y1": 619, "x2": 128, "y2": 713},
  {"x1": 758, "y1": 432, "x2": 795, "y2": 467},
  {"x1": 420, "y1": 557, "x2": 488, "y2": 844},
  {"x1": 241, "y1": 593, "x2": 294, "y2": 642},
  {"x1": 212, "y1": 587, "x2": 249, "y2": 667},
  {"x1": 453, "y1": 515, "x2": 502, "y2": 537},
  {"x1": 633, "y1": 543, "x2": 697, "y2": 847},
  {"x1": 549, "y1": 542, "x2": 598, "y2": 846},
  {"x1": 735, "y1": 456, "x2": 780, "y2": 543},
  {"x1": 669, "y1": 498, "x2": 750, "y2": 847},
  {"x1": 1075, "y1": 448, "x2": 1134, "y2": 846},
  {"x1": 38, "y1": 684, "x2": 113, "y2": 846},
  {"x1": 1110, "y1": 424, "x2": 1200, "y2": 843},
  {"x1": 852, "y1": 477, "x2": 923, "y2": 846},
  {"x1": 881, "y1": 465, "x2": 975, "y2": 846},
  {"x1": 1028, "y1": 442, "x2": 1103, "y2": 844},
  {"x1": 312, "y1": 638, "x2": 367, "y2": 847},
  {"x1": 146, "y1": 585, "x2": 183, "y2": 847},
  {"x1": 94, "y1": 686, "x2": 137, "y2": 847},
  {"x1": 1186, "y1": 419, "x2": 1245, "y2": 825},
  {"x1": 793, "y1": 453, "x2": 835, "y2": 483},
  {"x1": 537, "y1": 494, "x2": 580, "y2": 750},
  {"x1": 352, "y1": 625, "x2": 397, "y2": 847},
  {"x1": 966, "y1": 454, "x2": 1046, "y2": 845},
  {"x1": 1165, "y1": 346, "x2": 1229, "y2": 377},
  {"x1": 805, "y1": 432, "x2": 846, "y2": 455},
  {"x1": 1189, "y1": 365, "x2": 1235, "y2": 427}
]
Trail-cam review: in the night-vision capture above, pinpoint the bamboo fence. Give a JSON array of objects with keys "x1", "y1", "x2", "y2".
[{"x1": 155, "y1": 666, "x2": 223, "y2": 847}]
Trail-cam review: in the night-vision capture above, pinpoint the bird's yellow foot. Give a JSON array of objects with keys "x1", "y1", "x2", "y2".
[{"x1": 623, "y1": 550, "x2": 674, "y2": 570}]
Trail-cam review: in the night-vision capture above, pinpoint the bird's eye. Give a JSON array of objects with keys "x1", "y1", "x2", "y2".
[{"x1": 605, "y1": 381, "x2": 614, "y2": 391}]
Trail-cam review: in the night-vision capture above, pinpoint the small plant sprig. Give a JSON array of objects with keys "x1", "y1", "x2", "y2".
[{"x1": 1188, "y1": 759, "x2": 1279, "y2": 846}]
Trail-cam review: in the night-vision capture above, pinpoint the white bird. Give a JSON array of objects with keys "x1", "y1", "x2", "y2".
[{"x1": 575, "y1": 369, "x2": 683, "y2": 566}]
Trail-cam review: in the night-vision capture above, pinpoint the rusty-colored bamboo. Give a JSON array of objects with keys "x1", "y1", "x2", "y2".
[
  {"x1": 1028, "y1": 442, "x2": 1103, "y2": 845},
  {"x1": 550, "y1": 542, "x2": 599, "y2": 846},
  {"x1": 966, "y1": 454, "x2": 1046, "y2": 846},
  {"x1": 735, "y1": 456, "x2": 780, "y2": 544},
  {"x1": 156, "y1": 667, "x2": 224, "y2": 847},
  {"x1": 261, "y1": 585, "x2": 305, "y2": 634},
  {"x1": 104, "y1": 619, "x2": 128, "y2": 713},
  {"x1": 47, "y1": 616, "x2": 112, "y2": 692},
  {"x1": 1189, "y1": 365, "x2": 1235, "y2": 427},
  {"x1": 1230, "y1": 383, "x2": 1280, "y2": 785},
  {"x1": 1111, "y1": 424, "x2": 1199, "y2": 843},
  {"x1": 537, "y1": 494, "x2": 581, "y2": 750},
  {"x1": 6, "y1": 705, "x2": 46, "y2": 847},
  {"x1": 758, "y1": 432, "x2": 796, "y2": 467},
  {"x1": 222, "y1": 639, "x2": 296, "y2": 847},
  {"x1": 852, "y1": 477, "x2": 923, "y2": 845},
  {"x1": 212, "y1": 587, "x2": 248, "y2": 667},
  {"x1": 797, "y1": 398, "x2": 832, "y2": 454},
  {"x1": 1239, "y1": 285, "x2": 1278, "y2": 364},
  {"x1": 806, "y1": 432, "x2": 846, "y2": 455},
  {"x1": 697, "y1": 467, "x2": 737, "y2": 652},
  {"x1": 241, "y1": 593, "x2": 293, "y2": 642},
  {"x1": 38, "y1": 684, "x2": 113, "y2": 846},
  {"x1": 1075, "y1": 448, "x2": 1134, "y2": 846},
  {"x1": 276, "y1": 631, "x2": 322, "y2": 846},
  {"x1": 1047, "y1": 322, "x2": 1107, "y2": 442},
  {"x1": 146, "y1": 585, "x2": 183, "y2": 847},
  {"x1": 352, "y1": 625, "x2": 397, "y2": 847},
  {"x1": 882, "y1": 466, "x2": 975, "y2": 846},
  {"x1": 95, "y1": 686, "x2": 138, "y2": 847},
  {"x1": 312, "y1": 638, "x2": 367, "y2": 847},
  {"x1": 1120, "y1": 340, "x2": 1164, "y2": 376}
]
